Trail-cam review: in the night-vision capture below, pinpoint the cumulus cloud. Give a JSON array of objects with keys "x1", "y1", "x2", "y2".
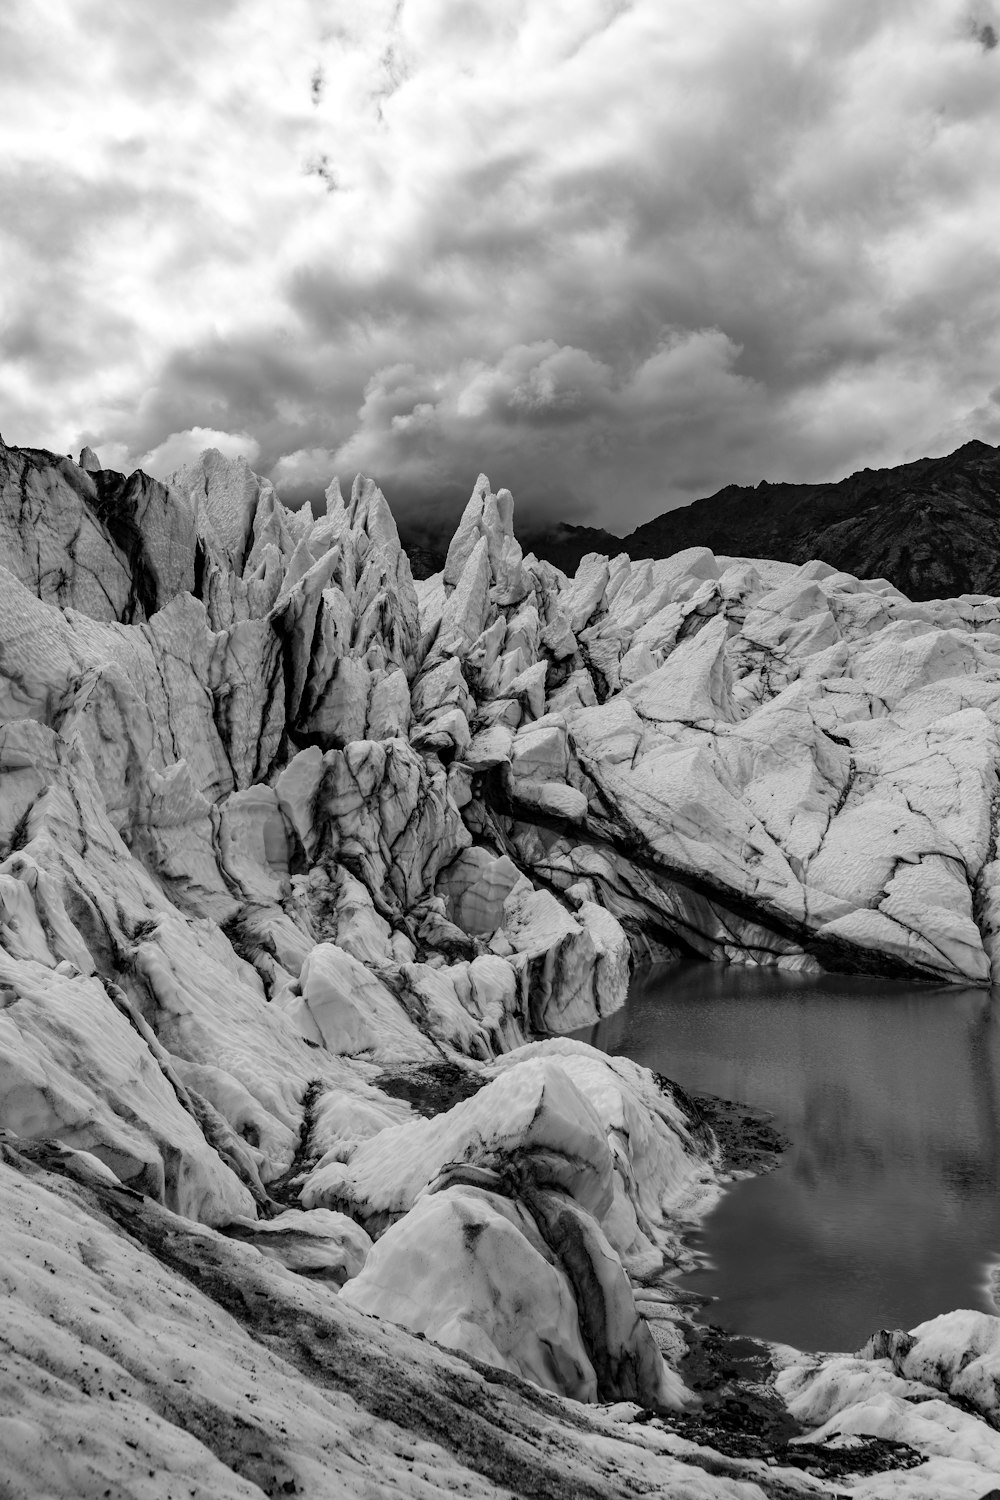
[
  {"x1": 3, "y1": 0, "x2": 1000, "y2": 532},
  {"x1": 269, "y1": 444, "x2": 342, "y2": 503},
  {"x1": 319, "y1": 332, "x2": 764, "y2": 527},
  {"x1": 137, "y1": 428, "x2": 261, "y2": 480}
]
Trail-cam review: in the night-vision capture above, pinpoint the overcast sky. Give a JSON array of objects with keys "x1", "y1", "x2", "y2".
[{"x1": 3, "y1": 1, "x2": 1000, "y2": 536}]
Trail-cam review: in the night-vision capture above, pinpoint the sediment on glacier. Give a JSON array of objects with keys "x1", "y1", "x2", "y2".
[{"x1": 6, "y1": 437, "x2": 1000, "y2": 1497}]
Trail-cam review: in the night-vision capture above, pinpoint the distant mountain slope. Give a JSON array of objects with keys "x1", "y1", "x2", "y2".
[{"x1": 531, "y1": 440, "x2": 1000, "y2": 600}]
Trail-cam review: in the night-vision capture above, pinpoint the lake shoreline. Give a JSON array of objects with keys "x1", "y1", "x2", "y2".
[
  {"x1": 689, "y1": 1086, "x2": 791, "y2": 1177},
  {"x1": 588, "y1": 959, "x2": 1000, "y2": 1350}
]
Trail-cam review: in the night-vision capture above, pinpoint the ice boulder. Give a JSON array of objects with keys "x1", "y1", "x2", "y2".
[{"x1": 342, "y1": 1186, "x2": 601, "y2": 1399}]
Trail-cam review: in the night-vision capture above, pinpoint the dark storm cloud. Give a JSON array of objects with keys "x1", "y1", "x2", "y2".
[
  {"x1": 3, "y1": 0, "x2": 1000, "y2": 533},
  {"x1": 150, "y1": 339, "x2": 322, "y2": 435},
  {"x1": 287, "y1": 265, "x2": 455, "y2": 337}
]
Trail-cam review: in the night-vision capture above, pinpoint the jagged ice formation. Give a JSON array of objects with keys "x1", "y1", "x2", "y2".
[{"x1": 4, "y1": 436, "x2": 1000, "y2": 1497}]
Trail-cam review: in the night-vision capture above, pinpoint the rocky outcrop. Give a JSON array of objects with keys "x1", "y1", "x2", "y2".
[
  {"x1": 6, "y1": 434, "x2": 1000, "y2": 1496},
  {"x1": 531, "y1": 438, "x2": 1000, "y2": 602}
]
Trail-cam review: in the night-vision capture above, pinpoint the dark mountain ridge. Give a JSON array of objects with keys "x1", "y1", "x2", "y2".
[{"x1": 527, "y1": 440, "x2": 1000, "y2": 600}]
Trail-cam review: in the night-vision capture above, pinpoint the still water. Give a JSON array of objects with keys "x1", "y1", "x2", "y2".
[{"x1": 579, "y1": 961, "x2": 1000, "y2": 1352}]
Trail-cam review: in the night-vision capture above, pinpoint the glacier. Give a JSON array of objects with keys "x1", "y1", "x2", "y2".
[{"x1": 4, "y1": 435, "x2": 1000, "y2": 1496}]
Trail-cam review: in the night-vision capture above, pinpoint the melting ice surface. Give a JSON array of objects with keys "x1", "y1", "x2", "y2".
[{"x1": 579, "y1": 961, "x2": 1000, "y2": 1353}]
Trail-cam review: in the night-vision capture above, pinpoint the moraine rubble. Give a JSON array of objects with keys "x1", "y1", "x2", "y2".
[{"x1": 3, "y1": 436, "x2": 1000, "y2": 1496}]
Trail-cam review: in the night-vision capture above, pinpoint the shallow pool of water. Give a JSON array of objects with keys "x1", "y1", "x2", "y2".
[{"x1": 577, "y1": 961, "x2": 1000, "y2": 1352}]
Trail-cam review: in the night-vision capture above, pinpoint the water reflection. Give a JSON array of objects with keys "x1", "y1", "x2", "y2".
[{"x1": 579, "y1": 962, "x2": 1000, "y2": 1352}]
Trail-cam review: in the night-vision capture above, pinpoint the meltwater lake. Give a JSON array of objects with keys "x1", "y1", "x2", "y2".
[{"x1": 579, "y1": 961, "x2": 1000, "y2": 1353}]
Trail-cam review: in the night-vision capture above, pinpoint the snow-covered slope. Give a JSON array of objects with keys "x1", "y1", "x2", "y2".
[{"x1": 4, "y1": 437, "x2": 1000, "y2": 1496}]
